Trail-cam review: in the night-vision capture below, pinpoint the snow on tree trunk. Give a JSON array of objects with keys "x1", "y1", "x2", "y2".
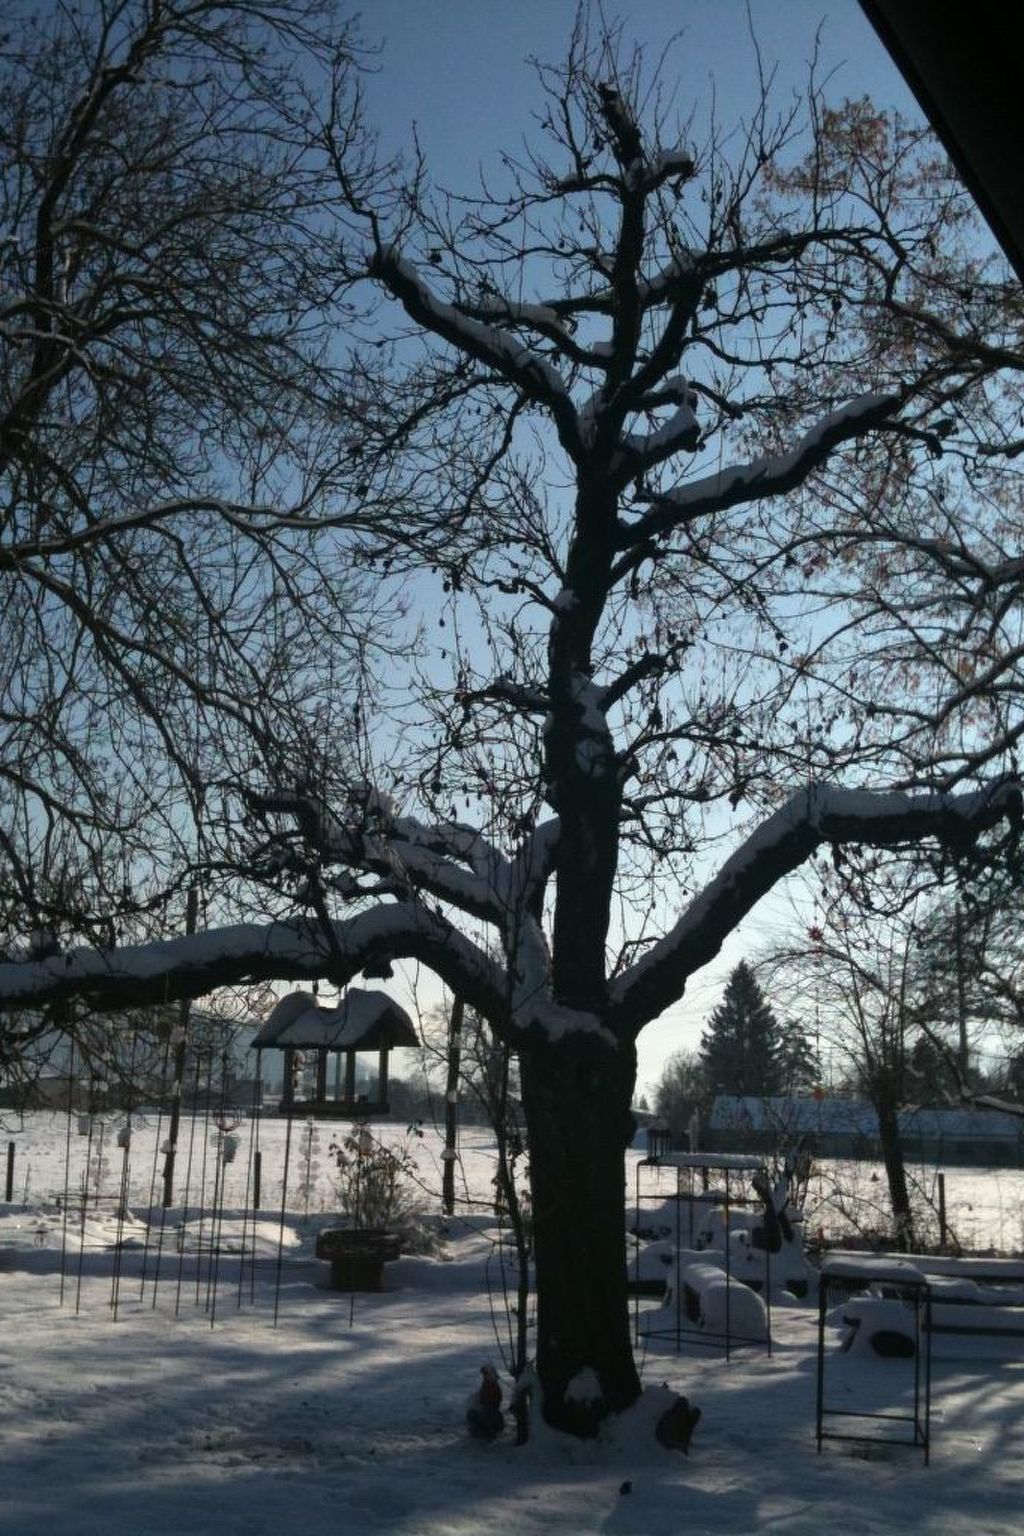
[{"x1": 518, "y1": 1032, "x2": 641, "y2": 1433}]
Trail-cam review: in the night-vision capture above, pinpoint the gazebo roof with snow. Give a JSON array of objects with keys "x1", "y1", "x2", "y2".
[{"x1": 252, "y1": 988, "x2": 418, "y2": 1052}]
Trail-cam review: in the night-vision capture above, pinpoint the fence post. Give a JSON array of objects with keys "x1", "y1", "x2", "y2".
[{"x1": 937, "y1": 1171, "x2": 947, "y2": 1251}]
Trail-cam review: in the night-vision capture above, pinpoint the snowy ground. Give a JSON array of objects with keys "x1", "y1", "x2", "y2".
[{"x1": 1, "y1": 1112, "x2": 1023, "y2": 1535}]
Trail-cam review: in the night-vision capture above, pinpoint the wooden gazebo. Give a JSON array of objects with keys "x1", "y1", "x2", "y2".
[{"x1": 252, "y1": 989, "x2": 418, "y2": 1116}]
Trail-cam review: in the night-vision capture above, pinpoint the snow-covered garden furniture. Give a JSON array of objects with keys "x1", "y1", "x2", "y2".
[
  {"x1": 831, "y1": 1279, "x2": 1024, "y2": 1357},
  {"x1": 817, "y1": 1256, "x2": 932, "y2": 1464},
  {"x1": 637, "y1": 1250, "x2": 770, "y2": 1355},
  {"x1": 315, "y1": 1226, "x2": 402, "y2": 1291},
  {"x1": 825, "y1": 1249, "x2": 1024, "y2": 1287},
  {"x1": 823, "y1": 1249, "x2": 1024, "y2": 1357},
  {"x1": 632, "y1": 1148, "x2": 817, "y2": 1359},
  {"x1": 633, "y1": 1152, "x2": 775, "y2": 1356}
]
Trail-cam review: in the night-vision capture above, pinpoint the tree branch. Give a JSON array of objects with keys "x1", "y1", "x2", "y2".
[
  {"x1": 616, "y1": 391, "x2": 903, "y2": 557},
  {"x1": 370, "y1": 247, "x2": 583, "y2": 459},
  {"x1": 249, "y1": 787, "x2": 515, "y2": 925},
  {"x1": 0, "y1": 904, "x2": 509, "y2": 1030},
  {"x1": 609, "y1": 780, "x2": 1022, "y2": 1034}
]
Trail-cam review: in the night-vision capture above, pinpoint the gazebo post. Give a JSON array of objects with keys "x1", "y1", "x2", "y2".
[
  {"x1": 344, "y1": 1050, "x2": 356, "y2": 1104},
  {"x1": 378, "y1": 1046, "x2": 389, "y2": 1106},
  {"x1": 315, "y1": 1048, "x2": 328, "y2": 1104},
  {"x1": 282, "y1": 1048, "x2": 295, "y2": 1113}
]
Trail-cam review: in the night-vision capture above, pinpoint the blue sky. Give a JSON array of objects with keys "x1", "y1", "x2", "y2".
[
  {"x1": 354, "y1": 2, "x2": 927, "y2": 1095},
  {"x1": 362, "y1": 1, "x2": 919, "y2": 175}
]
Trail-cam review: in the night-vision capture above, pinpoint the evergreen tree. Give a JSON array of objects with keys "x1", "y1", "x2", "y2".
[
  {"x1": 906, "y1": 1033, "x2": 960, "y2": 1105},
  {"x1": 777, "y1": 1024, "x2": 822, "y2": 1094},
  {"x1": 699, "y1": 962, "x2": 809, "y2": 1097}
]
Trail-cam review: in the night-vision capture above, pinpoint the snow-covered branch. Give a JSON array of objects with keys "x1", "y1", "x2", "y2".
[
  {"x1": 536, "y1": 249, "x2": 699, "y2": 321},
  {"x1": 615, "y1": 378, "x2": 701, "y2": 471},
  {"x1": 371, "y1": 247, "x2": 583, "y2": 458},
  {"x1": 452, "y1": 295, "x2": 598, "y2": 370},
  {"x1": 0, "y1": 890, "x2": 616, "y2": 1047},
  {"x1": 617, "y1": 392, "x2": 902, "y2": 557},
  {"x1": 0, "y1": 905, "x2": 509, "y2": 1029},
  {"x1": 610, "y1": 780, "x2": 1022, "y2": 1034},
  {"x1": 512, "y1": 817, "x2": 561, "y2": 911},
  {"x1": 250, "y1": 787, "x2": 514, "y2": 923}
]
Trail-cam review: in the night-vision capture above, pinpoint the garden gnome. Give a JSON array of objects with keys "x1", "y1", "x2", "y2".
[
  {"x1": 466, "y1": 1365, "x2": 504, "y2": 1441},
  {"x1": 655, "y1": 1394, "x2": 701, "y2": 1453}
]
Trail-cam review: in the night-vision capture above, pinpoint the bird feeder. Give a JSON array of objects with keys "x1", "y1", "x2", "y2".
[{"x1": 252, "y1": 988, "x2": 418, "y2": 1117}]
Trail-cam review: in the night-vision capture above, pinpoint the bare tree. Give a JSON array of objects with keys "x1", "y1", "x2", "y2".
[
  {"x1": 749, "y1": 101, "x2": 1024, "y2": 796},
  {"x1": 0, "y1": 0, "x2": 389, "y2": 991},
  {"x1": 3, "y1": 22, "x2": 1023, "y2": 1434},
  {"x1": 653, "y1": 1048, "x2": 706, "y2": 1148},
  {"x1": 761, "y1": 888, "x2": 928, "y2": 1247}
]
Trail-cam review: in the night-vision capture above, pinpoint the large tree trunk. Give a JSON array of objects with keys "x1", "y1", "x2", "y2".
[{"x1": 518, "y1": 1031, "x2": 641, "y2": 1434}]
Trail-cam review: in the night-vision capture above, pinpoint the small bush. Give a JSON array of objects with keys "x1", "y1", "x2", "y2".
[{"x1": 329, "y1": 1125, "x2": 421, "y2": 1232}]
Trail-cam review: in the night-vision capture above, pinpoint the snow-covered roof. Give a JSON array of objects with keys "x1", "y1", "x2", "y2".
[
  {"x1": 900, "y1": 1105, "x2": 1023, "y2": 1140},
  {"x1": 709, "y1": 1095, "x2": 1023, "y2": 1141},
  {"x1": 649, "y1": 1151, "x2": 767, "y2": 1171},
  {"x1": 251, "y1": 989, "x2": 418, "y2": 1051},
  {"x1": 710, "y1": 1095, "x2": 874, "y2": 1136}
]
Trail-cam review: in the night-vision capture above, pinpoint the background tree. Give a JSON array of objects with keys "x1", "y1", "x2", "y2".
[
  {"x1": 764, "y1": 879, "x2": 946, "y2": 1248},
  {"x1": 777, "y1": 1020, "x2": 822, "y2": 1095},
  {"x1": 903, "y1": 871, "x2": 1024, "y2": 1108},
  {"x1": 700, "y1": 961, "x2": 799, "y2": 1097},
  {"x1": 653, "y1": 1048, "x2": 707, "y2": 1148},
  {"x1": 906, "y1": 1032, "x2": 962, "y2": 1105},
  {"x1": 0, "y1": 0, "x2": 388, "y2": 1071},
  {"x1": 3, "y1": 20, "x2": 1023, "y2": 1434}
]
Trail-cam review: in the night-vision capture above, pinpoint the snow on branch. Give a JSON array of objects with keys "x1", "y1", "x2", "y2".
[
  {"x1": 616, "y1": 377, "x2": 700, "y2": 470},
  {"x1": 609, "y1": 779, "x2": 1022, "y2": 1035},
  {"x1": 0, "y1": 906, "x2": 508, "y2": 1028},
  {"x1": 250, "y1": 787, "x2": 512, "y2": 923},
  {"x1": 371, "y1": 247, "x2": 583, "y2": 457},
  {"x1": 619, "y1": 391, "x2": 901, "y2": 551},
  {"x1": 642, "y1": 147, "x2": 697, "y2": 191},
  {"x1": 552, "y1": 251, "x2": 704, "y2": 339},
  {"x1": 515, "y1": 817, "x2": 561, "y2": 908},
  {"x1": 0, "y1": 886, "x2": 613, "y2": 1047},
  {"x1": 452, "y1": 295, "x2": 599, "y2": 370}
]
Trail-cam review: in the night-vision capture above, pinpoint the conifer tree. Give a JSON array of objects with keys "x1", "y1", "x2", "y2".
[{"x1": 699, "y1": 962, "x2": 811, "y2": 1097}]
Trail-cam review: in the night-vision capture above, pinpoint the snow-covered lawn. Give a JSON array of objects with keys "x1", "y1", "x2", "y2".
[{"x1": 1, "y1": 1112, "x2": 1023, "y2": 1535}]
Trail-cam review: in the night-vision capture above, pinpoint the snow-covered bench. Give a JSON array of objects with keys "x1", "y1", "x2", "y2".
[
  {"x1": 824, "y1": 1249, "x2": 1024, "y2": 1287},
  {"x1": 834, "y1": 1294, "x2": 1024, "y2": 1357},
  {"x1": 826, "y1": 1260, "x2": 1024, "y2": 1358}
]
